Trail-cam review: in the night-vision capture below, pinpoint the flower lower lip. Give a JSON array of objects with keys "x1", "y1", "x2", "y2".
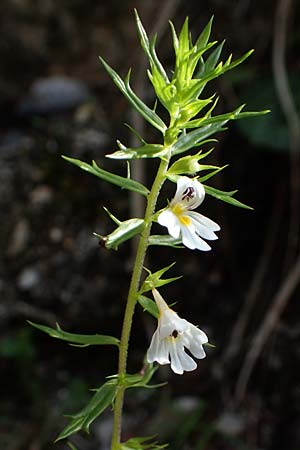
[{"x1": 157, "y1": 176, "x2": 219, "y2": 251}]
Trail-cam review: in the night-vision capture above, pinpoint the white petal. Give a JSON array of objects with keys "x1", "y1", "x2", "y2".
[
  {"x1": 176, "y1": 340, "x2": 197, "y2": 371},
  {"x1": 155, "y1": 338, "x2": 171, "y2": 364},
  {"x1": 157, "y1": 209, "x2": 180, "y2": 238},
  {"x1": 169, "y1": 339, "x2": 184, "y2": 374},
  {"x1": 189, "y1": 343, "x2": 206, "y2": 359},
  {"x1": 182, "y1": 326, "x2": 208, "y2": 359},
  {"x1": 159, "y1": 310, "x2": 189, "y2": 339},
  {"x1": 189, "y1": 179, "x2": 205, "y2": 209},
  {"x1": 147, "y1": 329, "x2": 170, "y2": 364},
  {"x1": 188, "y1": 211, "x2": 220, "y2": 232},
  {"x1": 189, "y1": 324, "x2": 208, "y2": 344},
  {"x1": 174, "y1": 317, "x2": 191, "y2": 333},
  {"x1": 146, "y1": 329, "x2": 160, "y2": 363},
  {"x1": 172, "y1": 177, "x2": 205, "y2": 210},
  {"x1": 153, "y1": 290, "x2": 189, "y2": 338},
  {"x1": 187, "y1": 212, "x2": 219, "y2": 240},
  {"x1": 181, "y1": 225, "x2": 211, "y2": 251},
  {"x1": 173, "y1": 176, "x2": 192, "y2": 204}
]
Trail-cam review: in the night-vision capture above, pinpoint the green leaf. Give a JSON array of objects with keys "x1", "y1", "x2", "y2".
[
  {"x1": 107, "y1": 364, "x2": 163, "y2": 390},
  {"x1": 69, "y1": 380, "x2": 117, "y2": 420},
  {"x1": 124, "y1": 123, "x2": 146, "y2": 144},
  {"x1": 148, "y1": 67, "x2": 176, "y2": 110},
  {"x1": 177, "y1": 97, "x2": 214, "y2": 124},
  {"x1": 172, "y1": 122, "x2": 227, "y2": 155},
  {"x1": 82, "y1": 381, "x2": 117, "y2": 432},
  {"x1": 185, "y1": 105, "x2": 269, "y2": 129},
  {"x1": 139, "y1": 263, "x2": 181, "y2": 294},
  {"x1": 95, "y1": 218, "x2": 145, "y2": 250},
  {"x1": 119, "y1": 436, "x2": 168, "y2": 450},
  {"x1": 134, "y1": 9, "x2": 169, "y2": 83},
  {"x1": 62, "y1": 156, "x2": 149, "y2": 196},
  {"x1": 230, "y1": 110, "x2": 271, "y2": 120},
  {"x1": 106, "y1": 142, "x2": 167, "y2": 160},
  {"x1": 123, "y1": 364, "x2": 161, "y2": 389},
  {"x1": 204, "y1": 185, "x2": 253, "y2": 209},
  {"x1": 195, "y1": 16, "x2": 214, "y2": 52},
  {"x1": 178, "y1": 17, "x2": 190, "y2": 56},
  {"x1": 138, "y1": 295, "x2": 159, "y2": 318},
  {"x1": 184, "y1": 104, "x2": 244, "y2": 128},
  {"x1": 200, "y1": 49, "x2": 254, "y2": 90},
  {"x1": 197, "y1": 165, "x2": 227, "y2": 182},
  {"x1": 55, "y1": 417, "x2": 85, "y2": 442},
  {"x1": 56, "y1": 379, "x2": 117, "y2": 440},
  {"x1": 174, "y1": 17, "x2": 191, "y2": 88},
  {"x1": 169, "y1": 20, "x2": 179, "y2": 52},
  {"x1": 92, "y1": 158, "x2": 150, "y2": 196},
  {"x1": 99, "y1": 57, "x2": 167, "y2": 133},
  {"x1": 148, "y1": 235, "x2": 182, "y2": 248},
  {"x1": 188, "y1": 41, "x2": 218, "y2": 80},
  {"x1": 189, "y1": 48, "x2": 254, "y2": 101},
  {"x1": 28, "y1": 321, "x2": 120, "y2": 347},
  {"x1": 182, "y1": 105, "x2": 269, "y2": 130},
  {"x1": 202, "y1": 41, "x2": 225, "y2": 73}
]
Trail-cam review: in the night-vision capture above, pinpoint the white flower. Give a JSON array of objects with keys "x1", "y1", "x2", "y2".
[
  {"x1": 158, "y1": 176, "x2": 220, "y2": 251},
  {"x1": 146, "y1": 289, "x2": 208, "y2": 375}
]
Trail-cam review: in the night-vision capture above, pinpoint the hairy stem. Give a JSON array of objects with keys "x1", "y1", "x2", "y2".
[{"x1": 110, "y1": 151, "x2": 171, "y2": 450}]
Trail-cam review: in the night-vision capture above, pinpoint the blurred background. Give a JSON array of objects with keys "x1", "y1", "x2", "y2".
[{"x1": 1, "y1": 0, "x2": 300, "y2": 449}]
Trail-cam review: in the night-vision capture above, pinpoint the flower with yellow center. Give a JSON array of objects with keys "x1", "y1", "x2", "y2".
[
  {"x1": 146, "y1": 289, "x2": 208, "y2": 374},
  {"x1": 157, "y1": 176, "x2": 220, "y2": 251}
]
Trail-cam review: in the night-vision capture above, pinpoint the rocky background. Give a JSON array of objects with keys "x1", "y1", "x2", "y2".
[{"x1": 1, "y1": 1, "x2": 300, "y2": 449}]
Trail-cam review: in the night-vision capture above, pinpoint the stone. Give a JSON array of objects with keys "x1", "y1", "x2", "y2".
[
  {"x1": 17, "y1": 76, "x2": 91, "y2": 116},
  {"x1": 216, "y1": 411, "x2": 245, "y2": 436},
  {"x1": 17, "y1": 267, "x2": 41, "y2": 291}
]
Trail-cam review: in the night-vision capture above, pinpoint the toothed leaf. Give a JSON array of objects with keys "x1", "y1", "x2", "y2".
[
  {"x1": 204, "y1": 185, "x2": 253, "y2": 209},
  {"x1": 62, "y1": 156, "x2": 149, "y2": 196},
  {"x1": 172, "y1": 122, "x2": 227, "y2": 155},
  {"x1": 99, "y1": 57, "x2": 167, "y2": 133},
  {"x1": 107, "y1": 143, "x2": 167, "y2": 160},
  {"x1": 28, "y1": 321, "x2": 120, "y2": 347}
]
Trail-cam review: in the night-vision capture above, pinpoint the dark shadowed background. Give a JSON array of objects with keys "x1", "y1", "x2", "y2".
[{"x1": 1, "y1": 0, "x2": 300, "y2": 449}]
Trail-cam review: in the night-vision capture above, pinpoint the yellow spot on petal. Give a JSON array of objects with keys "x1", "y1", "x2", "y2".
[
  {"x1": 171, "y1": 203, "x2": 191, "y2": 227},
  {"x1": 171, "y1": 203, "x2": 184, "y2": 216},
  {"x1": 178, "y1": 215, "x2": 191, "y2": 226}
]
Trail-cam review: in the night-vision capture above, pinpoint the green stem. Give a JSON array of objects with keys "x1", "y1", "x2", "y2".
[{"x1": 110, "y1": 152, "x2": 171, "y2": 450}]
